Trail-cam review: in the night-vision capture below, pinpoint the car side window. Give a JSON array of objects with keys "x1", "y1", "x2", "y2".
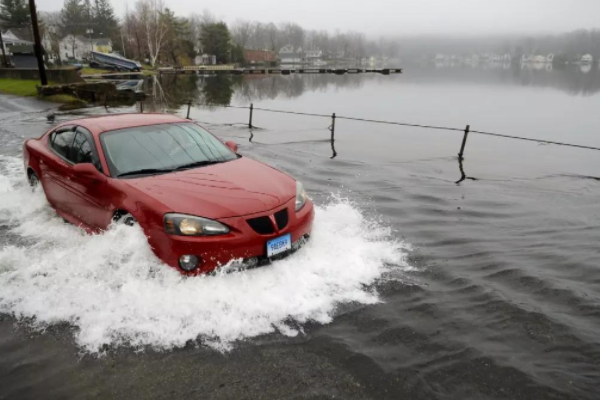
[
  {"x1": 72, "y1": 127, "x2": 103, "y2": 172},
  {"x1": 50, "y1": 128, "x2": 76, "y2": 161}
]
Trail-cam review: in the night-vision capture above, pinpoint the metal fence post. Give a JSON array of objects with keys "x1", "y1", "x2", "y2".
[
  {"x1": 249, "y1": 103, "x2": 254, "y2": 128},
  {"x1": 186, "y1": 101, "x2": 192, "y2": 119},
  {"x1": 140, "y1": 101, "x2": 144, "y2": 113},
  {"x1": 458, "y1": 125, "x2": 470, "y2": 159},
  {"x1": 330, "y1": 113, "x2": 336, "y2": 141}
]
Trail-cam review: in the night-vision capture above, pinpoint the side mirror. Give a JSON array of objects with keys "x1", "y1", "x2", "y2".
[
  {"x1": 73, "y1": 163, "x2": 106, "y2": 183},
  {"x1": 225, "y1": 141, "x2": 238, "y2": 153}
]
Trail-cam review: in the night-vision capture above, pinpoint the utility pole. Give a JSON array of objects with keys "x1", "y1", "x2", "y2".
[
  {"x1": 0, "y1": 28, "x2": 8, "y2": 68},
  {"x1": 86, "y1": 28, "x2": 94, "y2": 54},
  {"x1": 29, "y1": 0, "x2": 48, "y2": 85}
]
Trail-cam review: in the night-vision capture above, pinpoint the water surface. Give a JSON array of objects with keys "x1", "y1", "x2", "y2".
[{"x1": 0, "y1": 66, "x2": 599, "y2": 399}]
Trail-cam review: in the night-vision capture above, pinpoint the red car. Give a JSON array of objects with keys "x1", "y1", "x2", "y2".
[{"x1": 23, "y1": 114, "x2": 314, "y2": 275}]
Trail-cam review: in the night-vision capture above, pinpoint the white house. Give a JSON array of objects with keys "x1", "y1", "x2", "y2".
[
  {"x1": 279, "y1": 45, "x2": 304, "y2": 64},
  {"x1": 59, "y1": 35, "x2": 113, "y2": 61},
  {"x1": 194, "y1": 54, "x2": 216, "y2": 65},
  {"x1": 305, "y1": 49, "x2": 322, "y2": 60},
  {"x1": 581, "y1": 54, "x2": 593, "y2": 65}
]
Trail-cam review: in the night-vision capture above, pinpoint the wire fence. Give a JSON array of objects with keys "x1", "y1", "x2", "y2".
[{"x1": 180, "y1": 102, "x2": 600, "y2": 156}]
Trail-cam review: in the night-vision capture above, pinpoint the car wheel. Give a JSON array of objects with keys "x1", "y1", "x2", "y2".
[
  {"x1": 113, "y1": 212, "x2": 137, "y2": 227},
  {"x1": 28, "y1": 172, "x2": 40, "y2": 188}
]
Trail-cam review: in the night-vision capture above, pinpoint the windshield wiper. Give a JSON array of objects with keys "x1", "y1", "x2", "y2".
[
  {"x1": 117, "y1": 168, "x2": 174, "y2": 178},
  {"x1": 174, "y1": 160, "x2": 222, "y2": 170}
]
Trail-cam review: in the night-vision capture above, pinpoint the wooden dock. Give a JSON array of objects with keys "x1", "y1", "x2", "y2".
[
  {"x1": 82, "y1": 72, "x2": 144, "y2": 80},
  {"x1": 160, "y1": 67, "x2": 402, "y2": 76}
]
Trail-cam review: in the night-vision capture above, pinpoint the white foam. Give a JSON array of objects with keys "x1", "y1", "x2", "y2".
[{"x1": 0, "y1": 156, "x2": 413, "y2": 353}]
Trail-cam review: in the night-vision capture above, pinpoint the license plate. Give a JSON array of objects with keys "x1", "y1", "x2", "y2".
[{"x1": 266, "y1": 234, "x2": 292, "y2": 257}]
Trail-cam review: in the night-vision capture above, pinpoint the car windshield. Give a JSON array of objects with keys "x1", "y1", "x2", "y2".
[{"x1": 100, "y1": 123, "x2": 237, "y2": 177}]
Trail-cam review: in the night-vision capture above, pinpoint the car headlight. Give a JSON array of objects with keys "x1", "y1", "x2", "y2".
[
  {"x1": 295, "y1": 181, "x2": 308, "y2": 211},
  {"x1": 164, "y1": 213, "x2": 230, "y2": 236}
]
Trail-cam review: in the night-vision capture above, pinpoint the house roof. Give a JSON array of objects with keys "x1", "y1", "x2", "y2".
[
  {"x1": 61, "y1": 35, "x2": 112, "y2": 44},
  {"x1": 1, "y1": 29, "x2": 34, "y2": 45},
  {"x1": 5, "y1": 28, "x2": 34, "y2": 42}
]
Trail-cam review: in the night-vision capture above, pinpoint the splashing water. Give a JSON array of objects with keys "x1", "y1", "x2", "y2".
[{"x1": 0, "y1": 156, "x2": 413, "y2": 353}]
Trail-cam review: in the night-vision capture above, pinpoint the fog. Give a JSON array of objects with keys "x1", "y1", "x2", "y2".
[{"x1": 39, "y1": 0, "x2": 600, "y2": 37}]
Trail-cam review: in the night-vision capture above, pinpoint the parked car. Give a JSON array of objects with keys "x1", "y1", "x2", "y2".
[{"x1": 22, "y1": 114, "x2": 314, "y2": 275}]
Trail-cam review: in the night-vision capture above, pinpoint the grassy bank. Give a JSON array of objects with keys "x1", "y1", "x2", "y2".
[
  {"x1": 79, "y1": 66, "x2": 157, "y2": 76},
  {"x1": 80, "y1": 67, "x2": 109, "y2": 75},
  {"x1": 0, "y1": 78, "x2": 83, "y2": 106},
  {"x1": 0, "y1": 78, "x2": 40, "y2": 97}
]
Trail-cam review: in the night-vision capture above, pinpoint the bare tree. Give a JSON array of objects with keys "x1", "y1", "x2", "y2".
[
  {"x1": 280, "y1": 22, "x2": 304, "y2": 49},
  {"x1": 231, "y1": 19, "x2": 253, "y2": 48},
  {"x1": 265, "y1": 22, "x2": 281, "y2": 52},
  {"x1": 248, "y1": 22, "x2": 267, "y2": 50},
  {"x1": 40, "y1": 11, "x2": 62, "y2": 62},
  {"x1": 135, "y1": 0, "x2": 168, "y2": 67}
]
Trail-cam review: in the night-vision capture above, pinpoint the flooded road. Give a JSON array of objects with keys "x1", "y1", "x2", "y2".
[{"x1": 1, "y1": 66, "x2": 600, "y2": 399}]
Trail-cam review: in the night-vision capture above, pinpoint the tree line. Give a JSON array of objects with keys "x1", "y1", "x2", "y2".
[
  {"x1": 2, "y1": 0, "x2": 600, "y2": 67},
  {"x1": 2, "y1": 0, "x2": 397, "y2": 66}
]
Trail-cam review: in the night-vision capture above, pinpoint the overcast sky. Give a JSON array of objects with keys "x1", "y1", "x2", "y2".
[{"x1": 39, "y1": 0, "x2": 600, "y2": 37}]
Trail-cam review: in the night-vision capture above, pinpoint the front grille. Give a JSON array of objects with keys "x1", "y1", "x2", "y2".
[
  {"x1": 274, "y1": 208, "x2": 288, "y2": 230},
  {"x1": 247, "y1": 216, "x2": 275, "y2": 235}
]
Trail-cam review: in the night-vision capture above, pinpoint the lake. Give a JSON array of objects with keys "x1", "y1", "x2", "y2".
[{"x1": 0, "y1": 64, "x2": 599, "y2": 399}]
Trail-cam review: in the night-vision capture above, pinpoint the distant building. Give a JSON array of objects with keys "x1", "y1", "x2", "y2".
[
  {"x1": 194, "y1": 54, "x2": 216, "y2": 65},
  {"x1": 279, "y1": 45, "x2": 304, "y2": 64},
  {"x1": 1, "y1": 29, "x2": 34, "y2": 55},
  {"x1": 59, "y1": 35, "x2": 113, "y2": 61},
  {"x1": 581, "y1": 54, "x2": 593, "y2": 65},
  {"x1": 243, "y1": 49, "x2": 276, "y2": 65},
  {"x1": 305, "y1": 49, "x2": 322, "y2": 60}
]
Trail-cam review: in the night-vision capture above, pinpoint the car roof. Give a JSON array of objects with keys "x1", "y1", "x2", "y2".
[{"x1": 60, "y1": 114, "x2": 188, "y2": 136}]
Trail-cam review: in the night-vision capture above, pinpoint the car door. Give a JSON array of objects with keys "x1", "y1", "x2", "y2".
[
  {"x1": 66, "y1": 127, "x2": 114, "y2": 230},
  {"x1": 41, "y1": 126, "x2": 76, "y2": 214}
]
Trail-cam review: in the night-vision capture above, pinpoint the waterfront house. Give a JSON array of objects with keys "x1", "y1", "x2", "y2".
[
  {"x1": 305, "y1": 49, "x2": 323, "y2": 61},
  {"x1": 59, "y1": 35, "x2": 113, "y2": 62},
  {"x1": 581, "y1": 54, "x2": 593, "y2": 65},
  {"x1": 194, "y1": 54, "x2": 216, "y2": 65},
  {"x1": 243, "y1": 49, "x2": 276, "y2": 65},
  {"x1": 279, "y1": 45, "x2": 304, "y2": 64},
  {"x1": 521, "y1": 54, "x2": 533, "y2": 63}
]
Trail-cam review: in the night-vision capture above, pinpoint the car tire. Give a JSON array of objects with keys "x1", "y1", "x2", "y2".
[
  {"x1": 113, "y1": 212, "x2": 137, "y2": 227},
  {"x1": 28, "y1": 171, "x2": 40, "y2": 189}
]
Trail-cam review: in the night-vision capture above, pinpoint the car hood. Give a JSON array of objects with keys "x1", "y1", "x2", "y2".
[{"x1": 123, "y1": 157, "x2": 296, "y2": 219}]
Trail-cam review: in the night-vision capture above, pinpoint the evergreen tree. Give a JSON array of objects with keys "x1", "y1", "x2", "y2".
[
  {"x1": 161, "y1": 8, "x2": 195, "y2": 65},
  {"x1": 82, "y1": 0, "x2": 93, "y2": 27},
  {"x1": 0, "y1": 0, "x2": 30, "y2": 26},
  {"x1": 60, "y1": 0, "x2": 86, "y2": 36},
  {"x1": 93, "y1": 0, "x2": 117, "y2": 34},
  {"x1": 200, "y1": 22, "x2": 232, "y2": 64}
]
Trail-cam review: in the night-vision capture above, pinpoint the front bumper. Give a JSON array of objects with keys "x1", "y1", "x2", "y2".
[{"x1": 154, "y1": 198, "x2": 315, "y2": 275}]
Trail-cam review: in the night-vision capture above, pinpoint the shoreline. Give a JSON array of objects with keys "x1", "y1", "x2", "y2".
[{"x1": 0, "y1": 78, "x2": 85, "y2": 107}]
